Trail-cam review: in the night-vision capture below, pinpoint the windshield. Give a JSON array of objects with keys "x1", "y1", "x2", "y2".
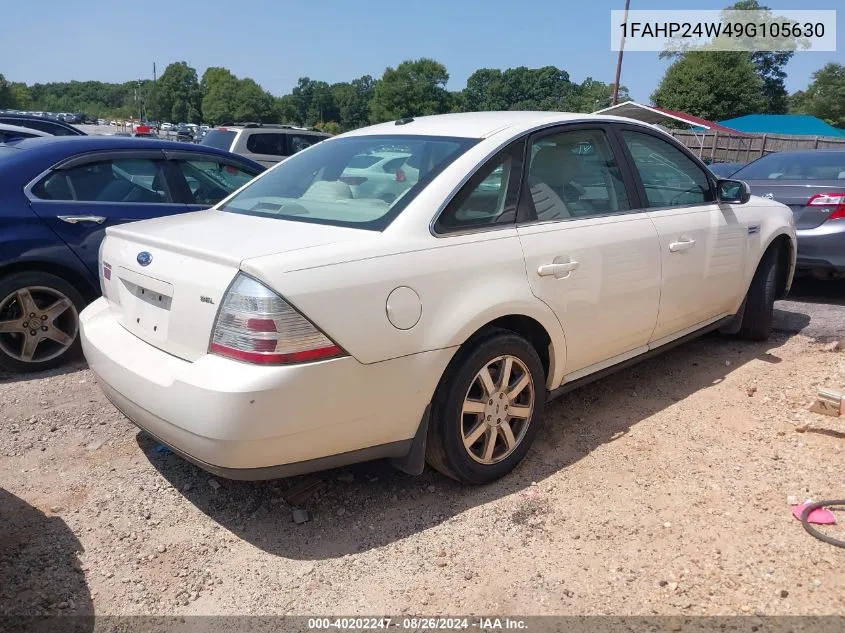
[
  {"x1": 201, "y1": 130, "x2": 236, "y2": 151},
  {"x1": 733, "y1": 152, "x2": 845, "y2": 181},
  {"x1": 219, "y1": 135, "x2": 479, "y2": 230}
]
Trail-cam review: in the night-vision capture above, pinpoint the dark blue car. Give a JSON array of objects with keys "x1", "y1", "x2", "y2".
[{"x1": 0, "y1": 136, "x2": 264, "y2": 373}]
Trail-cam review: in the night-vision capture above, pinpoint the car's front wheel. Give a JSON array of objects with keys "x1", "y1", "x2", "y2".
[
  {"x1": 0, "y1": 272, "x2": 86, "y2": 373},
  {"x1": 426, "y1": 329, "x2": 547, "y2": 484}
]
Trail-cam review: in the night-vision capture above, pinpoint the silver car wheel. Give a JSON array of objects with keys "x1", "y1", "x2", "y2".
[{"x1": 460, "y1": 355, "x2": 535, "y2": 465}]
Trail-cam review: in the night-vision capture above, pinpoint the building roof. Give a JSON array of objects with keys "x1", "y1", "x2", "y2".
[
  {"x1": 718, "y1": 114, "x2": 845, "y2": 137},
  {"x1": 592, "y1": 101, "x2": 749, "y2": 135}
]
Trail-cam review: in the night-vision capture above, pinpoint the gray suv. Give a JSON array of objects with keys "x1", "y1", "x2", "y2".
[{"x1": 200, "y1": 123, "x2": 331, "y2": 167}]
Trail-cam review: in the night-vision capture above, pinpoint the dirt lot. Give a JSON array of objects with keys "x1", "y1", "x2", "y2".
[{"x1": 2, "y1": 281, "x2": 844, "y2": 618}]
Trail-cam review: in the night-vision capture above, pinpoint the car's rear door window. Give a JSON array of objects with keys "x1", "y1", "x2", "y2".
[
  {"x1": 246, "y1": 133, "x2": 287, "y2": 156},
  {"x1": 32, "y1": 158, "x2": 171, "y2": 203},
  {"x1": 520, "y1": 128, "x2": 631, "y2": 222}
]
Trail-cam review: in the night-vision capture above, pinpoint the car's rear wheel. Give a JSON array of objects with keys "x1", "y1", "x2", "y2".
[
  {"x1": 426, "y1": 329, "x2": 546, "y2": 484},
  {"x1": 738, "y1": 248, "x2": 778, "y2": 341},
  {"x1": 0, "y1": 272, "x2": 86, "y2": 373}
]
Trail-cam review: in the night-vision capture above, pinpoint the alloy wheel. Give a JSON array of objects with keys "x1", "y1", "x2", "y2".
[
  {"x1": 0, "y1": 286, "x2": 79, "y2": 364},
  {"x1": 460, "y1": 355, "x2": 535, "y2": 465}
]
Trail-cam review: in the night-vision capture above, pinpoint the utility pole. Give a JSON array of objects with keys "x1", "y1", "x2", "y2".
[
  {"x1": 612, "y1": 0, "x2": 631, "y2": 106},
  {"x1": 152, "y1": 63, "x2": 157, "y2": 122}
]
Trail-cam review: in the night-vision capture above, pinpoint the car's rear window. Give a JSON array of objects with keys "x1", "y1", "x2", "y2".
[
  {"x1": 201, "y1": 130, "x2": 237, "y2": 151},
  {"x1": 219, "y1": 135, "x2": 479, "y2": 231},
  {"x1": 733, "y1": 152, "x2": 845, "y2": 181}
]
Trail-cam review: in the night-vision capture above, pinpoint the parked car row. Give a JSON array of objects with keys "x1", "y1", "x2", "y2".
[
  {"x1": 8, "y1": 110, "x2": 844, "y2": 484},
  {"x1": 72, "y1": 112, "x2": 797, "y2": 485}
]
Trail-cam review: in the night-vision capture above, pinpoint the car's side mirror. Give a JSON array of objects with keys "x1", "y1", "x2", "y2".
[{"x1": 717, "y1": 179, "x2": 751, "y2": 204}]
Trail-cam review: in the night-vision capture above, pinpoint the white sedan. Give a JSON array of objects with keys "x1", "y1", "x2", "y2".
[{"x1": 80, "y1": 111, "x2": 796, "y2": 484}]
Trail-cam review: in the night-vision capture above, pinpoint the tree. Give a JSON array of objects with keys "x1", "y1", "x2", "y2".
[
  {"x1": 332, "y1": 75, "x2": 376, "y2": 130},
  {"x1": 567, "y1": 78, "x2": 628, "y2": 112},
  {"x1": 370, "y1": 58, "x2": 450, "y2": 123},
  {"x1": 0, "y1": 74, "x2": 12, "y2": 109},
  {"x1": 728, "y1": 0, "x2": 794, "y2": 113},
  {"x1": 791, "y1": 63, "x2": 845, "y2": 127},
  {"x1": 200, "y1": 67, "x2": 239, "y2": 124},
  {"x1": 233, "y1": 78, "x2": 276, "y2": 122},
  {"x1": 155, "y1": 62, "x2": 201, "y2": 123},
  {"x1": 651, "y1": 51, "x2": 765, "y2": 121},
  {"x1": 461, "y1": 66, "x2": 574, "y2": 112}
]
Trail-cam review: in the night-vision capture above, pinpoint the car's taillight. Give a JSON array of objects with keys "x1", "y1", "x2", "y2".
[
  {"x1": 210, "y1": 274, "x2": 344, "y2": 365},
  {"x1": 807, "y1": 192, "x2": 845, "y2": 222},
  {"x1": 395, "y1": 169, "x2": 406, "y2": 183}
]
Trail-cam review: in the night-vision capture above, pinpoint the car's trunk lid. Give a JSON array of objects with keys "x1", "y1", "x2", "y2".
[
  {"x1": 100, "y1": 210, "x2": 372, "y2": 361},
  {"x1": 743, "y1": 180, "x2": 842, "y2": 230}
]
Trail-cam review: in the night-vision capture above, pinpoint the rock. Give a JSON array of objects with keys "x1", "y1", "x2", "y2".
[
  {"x1": 725, "y1": 360, "x2": 732, "y2": 367},
  {"x1": 464, "y1": 571, "x2": 474, "y2": 581},
  {"x1": 740, "y1": 605, "x2": 751, "y2": 613},
  {"x1": 663, "y1": 522, "x2": 672, "y2": 528},
  {"x1": 659, "y1": 580, "x2": 668, "y2": 587},
  {"x1": 183, "y1": 483, "x2": 193, "y2": 492},
  {"x1": 50, "y1": 425, "x2": 58, "y2": 432},
  {"x1": 336, "y1": 507, "x2": 346, "y2": 517},
  {"x1": 780, "y1": 589, "x2": 789, "y2": 598},
  {"x1": 292, "y1": 509, "x2": 311, "y2": 525},
  {"x1": 821, "y1": 341, "x2": 840, "y2": 352},
  {"x1": 787, "y1": 495, "x2": 798, "y2": 505},
  {"x1": 50, "y1": 505, "x2": 65, "y2": 513},
  {"x1": 208, "y1": 479, "x2": 221, "y2": 492},
  {"x1": 746, "y1": 386, "x2": 757, "y2": 397},
  {"x1": 435, "y1": 560, "x2": 447, "y2": 568},
  {"x1": 795, "y1": 424, "x2": 810, "y2": 433},
  {"x1": 156, "y1": 545, "x2": 167, "y2": 554},
  {"x1": 427, "y1": 485, "x2": 436, "y2": 493}
]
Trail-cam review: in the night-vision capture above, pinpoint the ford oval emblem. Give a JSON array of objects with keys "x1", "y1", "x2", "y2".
[{"x1": 136, "y1": 251, "x2": 152, "y2": 267}]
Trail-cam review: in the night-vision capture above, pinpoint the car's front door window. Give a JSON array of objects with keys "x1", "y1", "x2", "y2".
[
  {"x1": 621, "y1": 130, "x2": 714, "y2": 208},
  {"x1": 174, "y1": 159, "x2": 259, "y2": 205}
]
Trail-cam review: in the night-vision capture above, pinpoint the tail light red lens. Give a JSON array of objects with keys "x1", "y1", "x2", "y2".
[
  {"x1": 807, "y1": 193, "x2": 845, "y2": 222},
  {"x1": 395, "y1": 169, "x2": 406, "y2": 183},
  {"x1": 210, "y1": 274, "x2": 344, "y2": 365}
]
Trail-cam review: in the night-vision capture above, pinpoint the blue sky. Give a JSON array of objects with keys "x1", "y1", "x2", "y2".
[{"x1": 2, "y1": 0, "x2": 842, "y2": 103}]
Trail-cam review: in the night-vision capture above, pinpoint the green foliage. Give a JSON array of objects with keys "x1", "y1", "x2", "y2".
[
  {"x1": 155, "y1": 62, "x2": 201, "y2": 123},
  {"x1": 790, "y1": 63, "x2": 845, "y2": 128},
  {"x1": 370, "y1": 58, "x2": 450, "y2": 123},
  {"x1": 651, "y1": 51, "x2": 766, "y2": 121}
]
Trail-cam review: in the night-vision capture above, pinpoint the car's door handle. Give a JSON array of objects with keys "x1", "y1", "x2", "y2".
[
  {"x1": 57, "y1": 215, "x2": 107, "y2": 225},
  {"x1": 537, "y1": 259, "x2": 580, "y2": 279},
  {"x1": 668, "y1": 238, "x2": 696, "y2": 253}
]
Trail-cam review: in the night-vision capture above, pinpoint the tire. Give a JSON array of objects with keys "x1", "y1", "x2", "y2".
[
  {"x1": 425, "y1": 328, "x2": 547, "y2": 484},
  {"x1": 0, "y1": 272, "x2": 87, "y2": 373},
  {"x1": 738, "y1": 248, "x2": 778, "y2": 341}
]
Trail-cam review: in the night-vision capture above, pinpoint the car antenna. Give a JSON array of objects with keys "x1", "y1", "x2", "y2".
[{"x1": 395, "y1": 117, "x2": 414, "y2": 126}]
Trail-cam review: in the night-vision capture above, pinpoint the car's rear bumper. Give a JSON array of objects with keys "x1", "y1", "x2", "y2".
[
  {"x1": 797, "y1": 219, "x2": 845, "y2": 272},
  {"x1": 80, "y1": 298, "x2": 453, "y2": 479}
]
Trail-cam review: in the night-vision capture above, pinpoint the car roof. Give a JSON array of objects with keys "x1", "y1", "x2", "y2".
[
  {"x1": 0, "y1": 135, "x2": 265, "y2": 173},
  {"x1": 340, "y1": 111, "x2": 646, "y2": 140}
]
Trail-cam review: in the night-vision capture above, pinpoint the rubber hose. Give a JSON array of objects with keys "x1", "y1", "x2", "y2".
[{"x1": 801, "y1": 500, "x2": 845, "y2": 549}]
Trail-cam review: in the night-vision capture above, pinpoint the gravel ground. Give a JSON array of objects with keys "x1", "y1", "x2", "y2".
[{"x1": 1, "y1": 279, "x2": 844, "y2": 617}]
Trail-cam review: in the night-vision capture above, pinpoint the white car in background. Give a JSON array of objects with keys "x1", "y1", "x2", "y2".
[{"x1": 80, "y1": 111, "x2": 796, "y2": 484}]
